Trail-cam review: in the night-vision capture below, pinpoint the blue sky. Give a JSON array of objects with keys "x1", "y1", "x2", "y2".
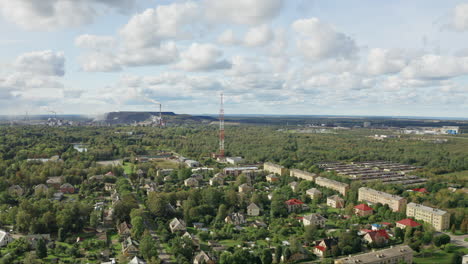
[{"x1": 1, "y1": 0, "x2": 468, "y2": 117}]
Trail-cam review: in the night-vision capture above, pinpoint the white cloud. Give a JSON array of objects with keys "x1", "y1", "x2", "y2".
[
  {"x1": 79, "y1": 52, "x2": 122, "y2": 72},
  {"x1": 119, "y1": 42, "x2": 179, "y2": 67},
  {"x1": 363, "y1": 48, "x2": 408, "y2": 76},
  {"x1": 401, "y1": 54, "x2": 468, "y2": 79},
  {"x1": 14, "y1": 50, "x2": 65, "y2": 76},
  {"x1": 204, "y1": 0, "x2": 284, "y2": 25},
  {"x1": 228, "y1": 56, "x2": 262, "y2": 76},
  {"x1": 175, "y1": 43, "x2": 231, "y2": 72},
  {"x1": 303, "y1": 72, "x2": 372, "y2": 91},
  {"x1": 75, "y1": 34, "x2": 116, "y2": 51},
  {"x1": 119, "y1": 2, "x2": 199, "y2": 49},
  {"x1": 292, "y1": 18, "x2": 357, "y2": 60},
  {"x1": 217, "y1": 29, "x2": 239, "y2": 45},
  {"x1": 243, "y1": 24, "x2": 273, "y2": 47},
  {"x1": 0, "y1": 0, "x2": 136, "y2": 30},
  {"x1": 453, "y1": 3, "x2": 468, "y2": 31}
]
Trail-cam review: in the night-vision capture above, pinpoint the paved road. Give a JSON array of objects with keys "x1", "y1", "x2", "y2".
[{"x1": 445, "y1": 233, "x2": 468, "y2": 248}]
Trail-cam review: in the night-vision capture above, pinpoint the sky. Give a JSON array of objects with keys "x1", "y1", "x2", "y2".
[{"x1": 1, "y1": 0, "x2": 468, "y2": 117}]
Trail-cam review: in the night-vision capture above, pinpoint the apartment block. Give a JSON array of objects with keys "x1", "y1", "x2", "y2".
[
  {"x1": 263, "y1": 162, "x2": 286, "y2": 175},
  {"x1": 315, "y1": 177, "x2": 349, "y2": 196},
  {"x1": 358, "y1": 187, "x2": 407, "y2": 212},
  {"x1": 335, "y1": 245, "x2": 414, "y2": 264},
  {"x1": 290, "y1": 169, "x2": 317, "y2": 181},
  {"x1": 406, "y1": 203, "x2": 450, "y2": 231}
]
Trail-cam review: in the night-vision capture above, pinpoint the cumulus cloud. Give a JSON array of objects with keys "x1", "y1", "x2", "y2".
[
  {"x1": 243, "y1": 24, "x2": 273, "y2": 47},
  {"x1": 204, "y1": 0, "x2": 284, "y2": 25},
  {"x1": 119, "y1": 42, "x2": 179, "y2": 67},
  {"x1": 453, "y1": 3, "x2": 468, "y2": 31},
  {"x1": 78, "y1": 52, "x2": 122, "y2": 72},
  {"x1": 0, "y1": 0, "x2": 136, "y2": 30},
  {"x1": 363, "y1": 48, "x2": 408, "y2": 75},
  {"x1": 292, "y1": 18, "x2": 357, "y2": 60},
  {"x1": 119, "y1": 2, "x2": 199, "y2": 49},
  {"x1": 75, "y1": 34, "x2": 116, "y2": 50},
  {"x1": 14, "y1": 50, "x2": 65, "y2": 76},
  {"x1": 401, "y1": 54, "x2": 468, "y2": 80},
  {"x1": 175, "y1": 43, "x2": 231, "y2": 72},
  {"x1": 217, "y1": 29, "x2": 239, "y2": 45}
]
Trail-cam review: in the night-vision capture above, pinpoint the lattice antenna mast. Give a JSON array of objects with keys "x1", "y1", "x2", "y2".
[{"x1": 219, "y1": 92, "x2": 225, "y2": 158}]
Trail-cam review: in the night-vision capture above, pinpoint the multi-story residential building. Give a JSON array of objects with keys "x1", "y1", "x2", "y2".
[
  {"x1": 290, "y1": 169, "x2": 317, "y2": 181},
  {"x1": 406, "y1": 203, "x2": 450, "y2": 231},
  {"x1": 315, "y1": 177, "x2": 349, "y2": 196},
  {"x1": 358, "y1": 187, "x2": 407, "y2": 212},
  {"x1": 264, "y1": 162, "x2": 286, "y2": 175},
  {"x1": 306, "y1": 188, "x2": 322, "y2": 200},
  {"x1": 327, "y1": 195, "x2": 345, "y2": 208},
  {"x1": 335, "y1": 245, "x2": 414, "y2": 264}
]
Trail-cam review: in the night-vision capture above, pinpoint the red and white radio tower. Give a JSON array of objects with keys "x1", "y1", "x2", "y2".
[{"x1": 219, "y1": 92, "x2": 225, "y2": 159}]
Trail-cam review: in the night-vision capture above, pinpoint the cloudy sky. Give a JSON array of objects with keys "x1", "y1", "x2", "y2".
[{"x1": 1, "y1": 0, "x2": 468, "y2": 117}]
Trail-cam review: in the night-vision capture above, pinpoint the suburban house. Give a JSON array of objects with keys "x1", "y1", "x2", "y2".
[
  {"x1": 122, "y1": 237, "x2": 139, "y2": 257},
  {"x1": 60, "y1": 183, "x2": 75, "y2": 194},
  {"x1": 289, "y1": 181, "x2": 299, "y2": 192},
  {"x1": 363, "y1": 229, "x2": 390, "y2": 245},
  {"x1": 8, "y1": 185, "x2": 24, "y2": 196},
  {"x1": 129, "y1": 256, "x2": 146, "y2": 264},
  {"x1": 117, "y1": 222, "x2": 132, "y2": 238},
  {"x1": 396, "y1": 218, "x2": 421, "y2": 229},
  {"x1": 209, "y1": 176, "x2": 224, "y2": 186},
  {"x1": 225, "y1": 213, "x2": 246, "y2": 225},
  {"x1": 247, "y1": 203, "x2": 260, "y2": 216},
  {"x1": 182, "y1": 232, "x2": 200, "y2": 249},
  {"x1": 354, "y1": 204, "x2": 374, "y2": 217},
  {"x1": 265, "y1": 174, "x2": 280, "y2": 182},
  {"x1": 306, "y1": 188, "x2": 322, "y2": 200},
  {"x1": 238, "y1": 183, "x2": 253, "y2": 193},
  {"x1": 34, "y1": 184, "x2": 49, "y2": 195},
  {"x1": 303, "y1": 213, "x2": 327, "y2": 228},
  {"x1": 0, "y1": 230, "x2": 13, "y2": 247},
  {"x1": 169, "y1": 218, "x2": 187, "y2": 233},
  {"x1": 104, "y1": 183, "x2": 116, "y2": 192},
  {"x1": 184, "y1": 177, "x2": 199, "y2": 187},
  {"x1": 46, "y1": 176, "x2": 64, "y2": 188},
  {"x1": 285, "y1": 199, "x2": 308, "y2": 213},
  {"x1": 313, "y1": 237, "x2": 339, "y2": 258},
  {"x1": 191, "y1": 174, "x2": 203, "y2": 180},
  {"x1": 327, "y1": 195, "x2": 345, "y2": 208},
  {"x1": 193, "y1": 251, "x2": 215, "y2": 264}
]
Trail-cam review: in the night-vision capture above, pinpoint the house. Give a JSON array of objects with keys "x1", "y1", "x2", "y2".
[
  {"x1": 225, "y1": 213, "x2": 246, "y2": 225},
  {"x1": 193, "y1": 251, "x2": 215, "y2": 264},
  {"x1": 117, "y1": 222, "x2": 132, "y2": 238},
  {"x1": 335, "y1": 245, "x2": 414, "y2": 264},
  {"x1": 53, "y1": 192, "x2": 64, "y2": 201},
  {"x1": 247, "y1": 203, "x2": 260, "y2": 216},
  {"x1": 183, "y1": 232, "x2": 200, "y2": 249},
  {"x1": 285, "y1": 199, "x2": 307, "y2": 213},
  {"x1": 191, "y1": 174, "x2": 203, "y2": 181},
  {"x1": 289, "y1": 181, "x2": 299, "y2": 192},
  {"x1": 163, "y1": 175, "x2": 172, "y2": 182},
  {"x1": 8, "y1": 185, "x2": 24, "y2": 196},
  {"x1": 313, "y1": 237, "x2": 338, "y2": 258},
  {"x1": 411, "y1": 188, "x2": 429, "y2": 194},
  {"x1": 250, "y1": 220, "x2": 267, "y2": 228},
  {"x1": 263, "y1": 162, "x2": 286, "y2": 175},
  {"x1": 105, "y1": 171, "x2": 115, "y2": 177},
  {"x1": 396, "y1": 218, "x2": 421, "y2": 229},
  {"x1": 185, "y1": 160, "x2": 200, "y2": 168},
  {"x1": 266, "y1": 174, "x2": 279, "y2": 182},
  {"x1": 209, "y1": 176, "x2": 224, "y2": 186},
  {"x1": 34, "y1": 184, "x2": 49, "y2": 195},
  {"x1": 104, "y1": 183, "x2": 116, "y2": 192},
  {"x1": 46, "y1": 176, "x2": 64, "y2": 188},
  {"x1": 363, "y1": 229, "x2": 390, "y2": 245},
  {"x1": 327, "y1": 195, "x2": 345, "y2": 208},
  {"x1": 303, "y1": 213, "x2": 327, "y2": 228},
  {"x1": 60, "y1": 183, "x2": 75, "y2": 194},
  {"x1": 306, "y1": 188, "x2": 322, "y2": 200},
  {"x1": 0, "y1": 230, "x2": 13, "y2": 247},
  {"x1": 157, "y1": 169, "x2": 174, "y2": 177},
  {"x1": 89, "y1": 175, "x2": 105, "y2": 182},
  {"x1": 169, "y1": 218, "x2": 186, "y2": 233},
  {"x1": 354, "y1": 204, "x2": 373, "y2": 217},
  {"x1": 129, "y1": 256, "x2": 146, "y2": 264},
  {"x1": 184, "y1": 178, "x2": 199, "y2": 187},
  {"x1": 238, "y1": 183, "x2": 253, "y2": 193},
  {"x1": 103, "y1": 209, "x2": 114, "y2": 226},
  {"x1": 136, "y1": 169, "x2": 145, "y2": 177},
  {"x1": 122, "y1": 237, "x2": 139, "y2": 257}
]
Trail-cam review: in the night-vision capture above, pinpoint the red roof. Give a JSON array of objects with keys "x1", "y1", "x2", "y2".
[
  {"x1": 366, "y1": 230, "x2": 390, "y2": 241},
  {"x1": 314, "y1": 246, "x2": 326, "y2": 252},
  {"x1": 354, "y1": 204, "x2": 373, "y2": 211},
  {"x1": 105, "y1": 171, "x2": 114, "y2": 176},
  {"x1": 382, "y1": 222, "x2": 392, "y2": 226},
  {"x1": 397, "y1": 218, "x2": 421, "y2": 227},
  {"x1": 412, "y1": 188, "x2": 428, "y2": 193},
  {"x1": 361, "y1": 229, "x2": 373, "y2": 233},
  {"x1": 285, "y1": 199, "x2": 304, "y2": 205}
]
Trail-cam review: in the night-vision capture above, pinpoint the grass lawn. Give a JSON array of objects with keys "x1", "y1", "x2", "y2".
[
  {"x1": 151, "y1": 159, "x2": 180, "y2": 169},
  {"x1": 219, "y1": 239, "x2": 242, "y2": 247},
  {"x1": 122, "y1": 162, "x2": 134, "y2": 175},
  {"x1": 414, "y1": 247, "x2": 468, "y2": 264}
]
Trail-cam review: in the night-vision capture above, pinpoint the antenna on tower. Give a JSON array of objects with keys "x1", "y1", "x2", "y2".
[{"x1": 219, "y1": 92, "x2": 225, "y2": 159}]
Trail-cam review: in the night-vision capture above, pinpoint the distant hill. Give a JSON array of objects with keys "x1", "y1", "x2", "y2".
[{"x1": 103, "y1": 111, "x2": 216, "y2": 125}]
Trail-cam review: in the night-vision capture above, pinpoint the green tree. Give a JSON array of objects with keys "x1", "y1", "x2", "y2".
[
  {"x1": 140, "y1": 232, "x2": 158, "y2": 261},
  {"x1": 260, "y1": 248, "x2": 272, "y2": 264},
  {"x1": 36, "y1": 239, "x2": 47, "y2": 259}
]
